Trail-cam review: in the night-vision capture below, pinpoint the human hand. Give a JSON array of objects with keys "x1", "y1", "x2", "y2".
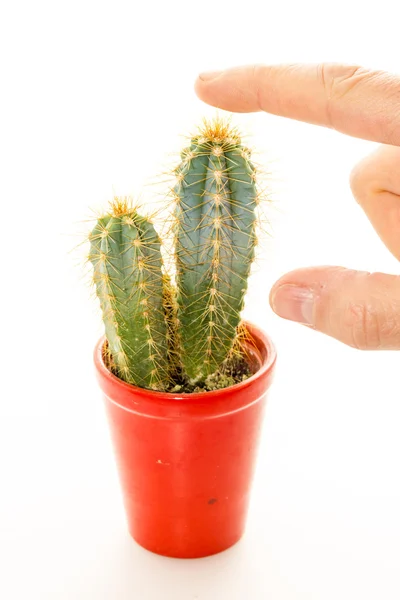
[{"x1": 195, "y1": 64, "x2": 400, "y2": 349}]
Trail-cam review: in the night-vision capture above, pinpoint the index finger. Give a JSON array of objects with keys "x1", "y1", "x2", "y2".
[{"x1": 195, "y1": 63, "x2": 400, "y2": 145}]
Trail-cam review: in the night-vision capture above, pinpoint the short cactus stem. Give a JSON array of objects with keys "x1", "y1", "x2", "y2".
[{"x1": 88, "y1": 198, "x2": 169, "y2": 390}]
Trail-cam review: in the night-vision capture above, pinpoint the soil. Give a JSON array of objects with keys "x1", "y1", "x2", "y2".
[
  {"x1": 167, "y1": 357, "x2": 253, "y2": 394},
  {"x1": 103, "y1": 341, "x2": 254, "y2": 393}
]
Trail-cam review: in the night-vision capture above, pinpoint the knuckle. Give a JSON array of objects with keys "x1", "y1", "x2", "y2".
[
  {"x1": 319, "y1": 63, "x2": 368, "y2": 98},
  {"x1": 251, "y1": 64, "x2": 275, "y2": 110},
  {"x1": 349, "y1": 161, "x2": 366, "y2": 203},
  {"x1": 318, "y1": 64, "x2": 400, "y2": 144},
  {"x1": 348, "y1": 158, "x2": 377, "y2": 206},
  {"x1": 367, "y1": 73, "x2": 400, "y2": 145},
  {"x1": 344, "y1": 295, "x2": 400, "y2": 350},
  {"x1": 317, "y1": 63, "x2": 371, "y2": 127},
  {"x1": 349, "y1": 150, "x2": 385, "y2": 205},
  {"x1": 345, "y1": 302, "x2": 382, "y2": 350},
  {"x1": 381, "y1": 103, "x2": 400, "y2": 145}
]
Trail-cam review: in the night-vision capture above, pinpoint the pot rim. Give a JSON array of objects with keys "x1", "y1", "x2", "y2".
[{"x1": 94, "y1": 320, "x2": 276, "y2": 405}]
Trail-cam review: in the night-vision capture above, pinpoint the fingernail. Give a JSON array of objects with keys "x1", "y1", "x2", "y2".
[
  {"x1": 271, "y1": 285, "x2": 315, "y2": 325},
  {"x1": 199, "y1": 70, "x2": 222, "y2": 82}
]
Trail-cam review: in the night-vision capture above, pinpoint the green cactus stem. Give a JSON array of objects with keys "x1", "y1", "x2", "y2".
[
  {"x1": 89, "y1": 198, "x2": 169, "y2": 390},
  {"x1": 173, "y1": 118, "x2": 259, "y2": 381}
]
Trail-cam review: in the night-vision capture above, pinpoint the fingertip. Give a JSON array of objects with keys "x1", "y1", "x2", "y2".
[
  {"x1": 194, "y1": 75, "x2": 207, "y2": 101},
  {"x1": 268, "y1": 284, "x2": 276, "y2": 309},
  {"x1": 194, "y1": 72, "x2": 223, "y2": 108},
  {"x1": 194, "y1": 67, "x2": 261, "y2": 112},
  {"x1": 269, "y1": 278, "x2": 285, "y2": 310},
  {"x1": 197, "y1": 71, "x2": 222, "y2": 82}
]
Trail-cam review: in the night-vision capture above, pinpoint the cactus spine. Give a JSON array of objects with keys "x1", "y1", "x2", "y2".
[
  {"x1": 89, "y1": 199, "x2": 169, "y2": 390},
  {"x1": 173, "y1": 119, "x2": 259, "y2": 381}
]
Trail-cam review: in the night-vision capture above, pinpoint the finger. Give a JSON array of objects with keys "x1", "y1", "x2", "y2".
[
  {"x1": 195, "y1": 64, "x2": 400, "y2": 145},
  {"x1": 269, "y1": 266, "x2": 400, "y2": 350},
  {"x1": 350, "y1": 145, "x2": 400, "y2": 260}
]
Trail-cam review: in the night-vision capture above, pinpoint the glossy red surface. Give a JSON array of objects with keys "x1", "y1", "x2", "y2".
[{"x1": 94, "y1": 322, "x2": 276, "y2": 558}]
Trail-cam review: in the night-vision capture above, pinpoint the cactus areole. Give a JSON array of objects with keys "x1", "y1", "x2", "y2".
[{"x1": 89, "y1": 118, "x2": 276, "y2": 558}]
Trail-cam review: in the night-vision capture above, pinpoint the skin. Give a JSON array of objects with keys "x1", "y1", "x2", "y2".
[{"x1": 195, "y1": 63, "x2": 400, "y2": 350}]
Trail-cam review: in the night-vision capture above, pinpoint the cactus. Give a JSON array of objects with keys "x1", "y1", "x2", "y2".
[
  {"x1": 88, "y1": 198, "x2": 169, "y2": 390},
  {"x1": 172, "y1": 118, "x2": 259, "y2": 381},
  {"x1": 88, "y1": 118, "x2": 264, "y2": 391}
]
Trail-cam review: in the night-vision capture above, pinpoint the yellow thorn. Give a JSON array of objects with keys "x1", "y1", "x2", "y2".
[
  {"x1": 214, "y1": 170, "x2": 222, "y2": 183},
  {"x1": 98, "y1": 272, "x2": 110, "y2": 283},
  {"x1": 214, "y1": 194, "x2": 222, "y2": 205},
  {"x1": 109, "y1": 196, "x2": 132, "y2": 216},
  {"x1": 197, "y1": 116, "x2": 241, "y2": 145}
]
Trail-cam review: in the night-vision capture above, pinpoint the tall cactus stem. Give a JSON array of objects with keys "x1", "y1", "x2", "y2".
[{"x1": 172, "y1": 118, "x2": 259, "y2": 381}]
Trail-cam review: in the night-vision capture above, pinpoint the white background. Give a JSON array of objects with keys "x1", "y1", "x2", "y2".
[{"x1": 1, "y1": 1, "x2": 399, "y2": 598}]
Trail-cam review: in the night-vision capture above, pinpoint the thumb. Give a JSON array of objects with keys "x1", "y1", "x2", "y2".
[{"x1": 269, "y1": 267, "x2": 400, "y2": 350}]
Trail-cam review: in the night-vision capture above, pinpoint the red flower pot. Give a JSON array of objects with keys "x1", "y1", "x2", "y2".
[{"x1": 94, "y1": 322, "x2": 276, "y2": 559}]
